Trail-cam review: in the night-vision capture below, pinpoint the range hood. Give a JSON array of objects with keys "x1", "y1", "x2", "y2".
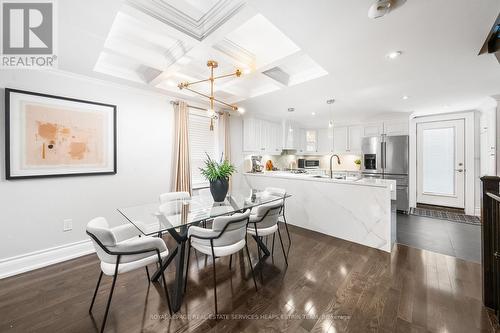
[{"x1": 281, "y1": 120, "x2": 298, "y2": 153}]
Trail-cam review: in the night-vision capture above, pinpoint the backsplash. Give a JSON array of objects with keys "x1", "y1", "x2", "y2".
[{"x1": 243, "y1": 154, "x2": 362, "y2": 172}]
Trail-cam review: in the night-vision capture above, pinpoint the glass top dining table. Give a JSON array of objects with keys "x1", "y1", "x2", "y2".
[{"x1": 118, "y1": 188, "x2": 291, "y2": 237}]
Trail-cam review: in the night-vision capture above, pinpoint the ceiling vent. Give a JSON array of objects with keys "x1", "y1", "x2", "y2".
[{"x1": 262, "y1": 67, "x2": 290, "y2": 86}]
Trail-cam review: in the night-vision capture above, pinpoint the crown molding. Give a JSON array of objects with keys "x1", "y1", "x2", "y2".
[{"x1": 126, "y1": 0, "x2": 246, "y2": 41}]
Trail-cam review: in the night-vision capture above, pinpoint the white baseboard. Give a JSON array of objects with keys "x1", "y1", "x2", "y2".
[{"x1": 0, "y1": 240, "x2": 95, "y2": 279}]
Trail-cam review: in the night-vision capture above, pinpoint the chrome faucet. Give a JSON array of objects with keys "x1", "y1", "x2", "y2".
[{"x1": 329, "y1": 154, "x2": 341, "y2": 178}]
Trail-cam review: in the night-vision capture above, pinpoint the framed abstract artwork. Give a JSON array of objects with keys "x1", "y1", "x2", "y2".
[{"x1": 5, "y1": 88, "x2": 117, "y2": 179}]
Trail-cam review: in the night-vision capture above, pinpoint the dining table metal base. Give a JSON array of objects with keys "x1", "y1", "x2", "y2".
[{"x1": 150, "y1": 226, "x2": 272, "y2": 313}]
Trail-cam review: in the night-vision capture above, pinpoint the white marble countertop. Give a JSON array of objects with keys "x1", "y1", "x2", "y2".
[{"x1": 244, "y1": 171, "x2": 396, "y2": 192}]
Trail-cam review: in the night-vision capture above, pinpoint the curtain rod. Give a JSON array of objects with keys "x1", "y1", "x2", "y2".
[
  {"x1": 170, "y1": 100, "x2": 232, "y2": 115},
  {"x1": 169, "y1": 100, "x2": 206, "y2": 111}
]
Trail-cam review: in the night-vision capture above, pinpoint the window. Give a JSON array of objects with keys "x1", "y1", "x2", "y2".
[{"x1": 188, "y1": 111, "x2": 219, "y2": 188}]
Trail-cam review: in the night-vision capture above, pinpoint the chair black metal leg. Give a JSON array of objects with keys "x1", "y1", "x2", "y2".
[
  {"x1": 245, "y1": 241, "x2": 258, "y2": 291},
  {"x1": 210, "y1": 240, "x2": 218, "y2": 316},
  {"x1": 229, "y1": 254, "x2": 233, "y2": 270},
  {"x1": 254, "y1": 227, "x2": 264, "y2": 283},
  {"x1": 277, "y1": 227, "x2": 288, "y2": 266},
  {"x1": 283, "y1": 216, "x2": 292, "y2": 246},
  {"x1": 145, "y1": 266, "x2": 151, "y2": 283},
  {"x1": 89, "y1": 271, "x2": 103, "y2": 313},
  {"x1": 184, "y1": 244, "x2": 191, "y2": 293},
  {"x1": 271, "y1": 233, "x2": 275, "y2": 258},
  {"x1": 101, "y1": 259, "x2": 120, "y2": 333},
  {"x1": 157, "y1": 251, "x2": 172, "y2": 315},
  {"x1": 212, "y1": 260, "x2": 217, "y2": 316}
]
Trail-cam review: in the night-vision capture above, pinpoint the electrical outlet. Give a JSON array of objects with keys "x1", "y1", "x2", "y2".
[{"x1": 63, "y1": 219, "x2": 73, "y2": 232}]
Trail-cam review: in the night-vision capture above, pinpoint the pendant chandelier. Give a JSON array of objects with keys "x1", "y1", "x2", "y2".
[
  {"x1": 178, "y1": 60, "x2": 244, "y2": 131},
  {"x1": 327, "y1": 99, "x2": 335, "y2": 128}
]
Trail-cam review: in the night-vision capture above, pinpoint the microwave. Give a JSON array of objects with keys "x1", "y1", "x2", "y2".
[{"x1": 298, "y1": 159, "x2": 320, "y2": 169}]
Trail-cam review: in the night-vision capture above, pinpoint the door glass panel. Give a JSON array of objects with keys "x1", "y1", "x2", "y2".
[{"x1": 422, "y1": 127, "x2": 455, "y2": 195}]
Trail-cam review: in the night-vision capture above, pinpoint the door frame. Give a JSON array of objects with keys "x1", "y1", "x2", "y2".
[{"x1": 409, "y1": 111, "x2": 475, "y2": 215}]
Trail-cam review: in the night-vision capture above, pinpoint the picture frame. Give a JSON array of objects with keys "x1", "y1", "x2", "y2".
[{"x1": 5, "y1": 88, "x2": 117, "y2": 179}]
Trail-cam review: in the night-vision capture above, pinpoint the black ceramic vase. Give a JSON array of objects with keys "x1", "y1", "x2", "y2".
[{"x1": 210, "y1": 178, "x2": 229, "y2": 202}]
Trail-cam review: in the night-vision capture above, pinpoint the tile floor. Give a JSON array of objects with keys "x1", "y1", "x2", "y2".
[{"x1": 397, "y1": 213, "x2": 482, "y2": 263}]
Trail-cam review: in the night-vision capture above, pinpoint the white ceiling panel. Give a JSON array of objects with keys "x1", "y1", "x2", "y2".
[{"x1": 225, "y1": 13, "x2": 301, "y2": 68}]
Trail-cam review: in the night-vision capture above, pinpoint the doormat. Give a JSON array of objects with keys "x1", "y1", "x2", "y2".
[{"x1": 410, "y1": 207, "x2": 481, "y2": 225}]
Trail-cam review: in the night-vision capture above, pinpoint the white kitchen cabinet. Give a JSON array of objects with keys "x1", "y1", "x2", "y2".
[
  {"x1": 348, "y1": 126, "x2": 362, "y2": 152},
  {"x1": 305, "y1": 130, "x2": 318, "y2": 153},
  {"x1": 317, "y1": 128, "x2": 334, "y2": 153},
  {"x1": 243, "y1": 118, "x2": 283, "y2": 153},
  {"x1": 333, "y1": 126, "x2": 362, "y2": 153},
  {"x1": 268, "y1": 122, "x2": 283, "y2": 154},
  {"x1": 243, "y1": 118, "x2": 260, "y2": 152},
  {"x1": 384, "y1": 120, "x2": 409, "y2": 136},
  {"x1": 297, "y1": 129, "x2": 318, "y2": 154},
  {"x1": 363, "y1": 123, "x2": 383, "y2": 137},
  {"x1": 333, "y1": 126, "x2": 348, "y2": 153}
]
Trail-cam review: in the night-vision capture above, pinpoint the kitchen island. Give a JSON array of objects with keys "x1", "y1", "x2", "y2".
[{"x1": 241, "y1": 171, "x2": 397, "y2": 252}]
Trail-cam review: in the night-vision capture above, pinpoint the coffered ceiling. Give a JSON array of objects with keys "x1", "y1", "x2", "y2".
[
  {"x1": 92, "y1": 1, "x2": 328, "y2": 107},
  {"x1": 53, "y1": 0, "x2": 500, "y2": 125}
]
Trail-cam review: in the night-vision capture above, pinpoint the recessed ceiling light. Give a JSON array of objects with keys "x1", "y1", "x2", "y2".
[
  {"x1": 402, "y1": 95, "x2": 409, "y2": 100},
  {"x1": 311, "y1": 112, "x2": 316, "y2": 116},
  {"x1": 386, "y1": 51, "x2": 402, "y2": 59},
  {"x1": 288, "y1": 107, "x2": 295, "y2": 112}
]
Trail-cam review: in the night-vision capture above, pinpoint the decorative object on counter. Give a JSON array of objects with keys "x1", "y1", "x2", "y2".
[
  {"x1": 5, "y1": 88, "x2": 117, "y2": 179},
  {"x1": 354, "y1": 158, "x2": 361, "y2": 170},
  {"x1": 251, "y1": 155, "x2": 263, "y2": 173},
  {"x1": 177, "y1": 60, "x2": 245, "y2": 131},
  {"x1": 200, "y1": 153, "x2": 235, "y2": 202},
  {"x1": 265, "y1": 160, "x2": 274, "y2": 171}
]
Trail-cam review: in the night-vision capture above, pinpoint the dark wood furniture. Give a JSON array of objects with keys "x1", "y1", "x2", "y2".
[{"x1": 480, "y1": 176, "x2": 500, "y2": 323}]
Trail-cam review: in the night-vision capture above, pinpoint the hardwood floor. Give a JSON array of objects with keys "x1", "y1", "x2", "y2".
[{"x1": 0, "y1": 224, "x2": 494, "y2": 333}]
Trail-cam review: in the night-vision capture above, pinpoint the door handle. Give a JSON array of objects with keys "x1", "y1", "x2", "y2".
[{"x1": 455, "y1": 169, "x2": 464, "y2": 172}]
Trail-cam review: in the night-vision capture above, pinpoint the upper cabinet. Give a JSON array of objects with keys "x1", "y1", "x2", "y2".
[
  {"x1": 362, "y1": 120, "x2": 409, "y2": 137},
  {"x1": 333, "y1": 126, "x2": 362, "y2": 153},
  {"x1": 242, "y1": 116, "x2": 409, "y2": 155},
  {"x1": 317, "y1": 128, "x2": 334, "y2": 153},
  {"x1": 333, "y1": 126, "x2": 348, "y2": 153},
  {"x1": 363, "y1": 123, "x2": 383, "y2": 137},
  {"x1": 243, "y1": 118, "x2": 282, "y2": 153},
  {"x1": 383, "y1": 120, "x2": 409, "y2": 136}
]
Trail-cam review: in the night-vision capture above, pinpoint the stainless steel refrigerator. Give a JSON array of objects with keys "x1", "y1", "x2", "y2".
[{"x1": 361, "y1": 135, "x2": 409, "y2": 213}]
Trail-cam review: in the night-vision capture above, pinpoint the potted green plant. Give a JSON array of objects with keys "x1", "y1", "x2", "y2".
[{"x1": 200, "y1": 153, "x2": 236, "y2": 202}]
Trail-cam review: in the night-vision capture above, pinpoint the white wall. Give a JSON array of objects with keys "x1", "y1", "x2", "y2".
[{"x1": 0, "y1": 70, "x2": 175, "y2": 275}]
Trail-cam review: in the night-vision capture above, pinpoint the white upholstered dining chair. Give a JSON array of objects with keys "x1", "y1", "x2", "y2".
[
  {"x1": 184, "y1": 210, "x2": 257, "y2": 315},
  {"x1": 159, "y1": 191, "x2": 190, "y2": 204},
  {"x1": 264, "y1": 187, "x2": 291, "y2": 246},
  {"x1": 247, "y1": 201, "x2": 288, "y2": 282},
  {"x1": 86, "y1": 217, "x2": 172, "y2": 333}
]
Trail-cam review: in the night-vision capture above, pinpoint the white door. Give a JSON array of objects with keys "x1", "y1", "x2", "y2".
[{"x1": 417, "y1": 119, "x2": 465, "y2": 208}]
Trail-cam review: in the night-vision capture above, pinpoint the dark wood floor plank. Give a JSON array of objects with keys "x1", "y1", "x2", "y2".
[{"x1": 0, "y1": 224, "x2": 493, "y2": 333}]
